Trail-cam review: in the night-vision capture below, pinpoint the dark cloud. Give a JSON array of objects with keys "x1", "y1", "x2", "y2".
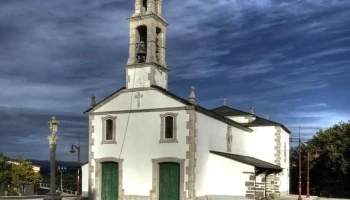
[{"x1": 0, "y1": 0, "x2": 349, "y2": 161}]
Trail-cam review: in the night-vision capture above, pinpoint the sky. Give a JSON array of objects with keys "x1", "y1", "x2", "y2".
[{"x1": 0, "y1": 0, "x2": 349, "y2": 163}]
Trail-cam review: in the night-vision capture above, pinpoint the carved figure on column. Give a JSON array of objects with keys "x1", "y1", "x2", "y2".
[{"x1": 226, "y1": 126, "x2": 233, "y2": 152}]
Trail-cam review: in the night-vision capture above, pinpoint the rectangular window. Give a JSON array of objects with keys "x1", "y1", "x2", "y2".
[
  {"x1": 159, "y1": 112, "x2": 178, "y2": 143},
  {"x1": 101, "y1": 116, "x2": 117, "y2": 144},
  {"x1": 165, "y1": 116, "x2": 174, "y2": 139},
  {"x1": 106, "y1": 119, "x2": 114, "y2": 140}
]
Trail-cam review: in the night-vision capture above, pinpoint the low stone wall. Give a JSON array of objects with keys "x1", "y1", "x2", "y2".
[
  {"x1": 196, "y1": 195, "x2": 245, "y2": 200},
  {"x1": 0, "y1": 195, "x2": 44, "y2": 199},
  {"x1": 245, "y1": 174, "x2": 281, "y2": 200},
  {"x1": 123, "y1": 195, "x2": 150, "y2": 200}
]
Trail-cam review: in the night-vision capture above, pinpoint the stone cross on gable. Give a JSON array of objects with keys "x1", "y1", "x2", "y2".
[
  {"x1": 135, "y1": 91, "x2": 143, "y2": 108},
  {"x1": 226, "y1": 126, "x2": 233, "y2": 152}
]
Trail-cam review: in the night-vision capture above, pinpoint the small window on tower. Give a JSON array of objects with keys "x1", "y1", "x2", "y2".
[
  {"x1": 159, "y1": 113, "x2": 178, "y2": 143},
  {"x1": 142, "y1": 0, "x2": 147, "y2": 13}
]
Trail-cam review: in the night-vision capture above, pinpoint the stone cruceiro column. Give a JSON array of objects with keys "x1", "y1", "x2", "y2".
[{"x1": 44, "y1": 116, "x2": 62, "y2": 200}]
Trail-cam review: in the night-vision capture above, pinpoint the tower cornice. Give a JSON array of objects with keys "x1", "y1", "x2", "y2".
[
  {"x1": 128, "y1": 13, "x2": 168, "y2": 27},
  {"x1": 125, "y1": 62, "x2": 169, "y2": 72}
]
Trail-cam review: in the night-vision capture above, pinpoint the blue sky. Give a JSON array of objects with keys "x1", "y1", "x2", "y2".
[{"x1": 0, "y1": 0, "x2": 349, "y2": 162}]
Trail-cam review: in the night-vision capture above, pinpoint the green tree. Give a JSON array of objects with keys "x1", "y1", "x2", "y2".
[
  {"x1": 11, "y1": 156, "x2": 41, "y2": 195},
  {"x1": 56, "y1": 173, "x2": 78, "y2": 192},
  {"x1": 0, "y1": 153, "x2": 12, "y2": 194},
  {"x1": 290, "y1": 121, "x2": 350, "y2": 198}
]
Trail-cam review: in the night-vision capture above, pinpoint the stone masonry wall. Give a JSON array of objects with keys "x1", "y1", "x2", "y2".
[
  {"x1": 245, "y1": 173, "x2": 256, "y2": 200},
  {"x1": 244, "y1": 173, "x2": 281, "y2": 200}
]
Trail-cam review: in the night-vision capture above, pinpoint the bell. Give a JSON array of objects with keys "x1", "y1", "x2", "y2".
[{"x1": 137, "y1": 41, "x2": 147, "y2": 57}]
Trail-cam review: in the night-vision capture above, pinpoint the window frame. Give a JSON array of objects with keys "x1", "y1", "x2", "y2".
[
  {"x1": 102, "y1": 115, "x2": 117, "y2": 144},
  {"x1": 159, "y1": 112, "x2": 178, "y2": 143}
]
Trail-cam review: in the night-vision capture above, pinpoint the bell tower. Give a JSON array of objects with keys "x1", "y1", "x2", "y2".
[{"x1": 125, "y1": 0, "x2": 169, "y2": 90}]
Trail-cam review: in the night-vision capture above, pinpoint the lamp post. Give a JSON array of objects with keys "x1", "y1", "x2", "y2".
[
  {"x1": 306, "y1": 150, "x2": 320, "y2": 198},
  {"x1": 57, "y1": 166, "x2": 66, "y2": 193},
  {"x1": 44, "y1": 116, "x2": 62, "y2": 200},
  {"x1": 298, "y1": 135, "x2": 302, "y2": 200},
  {"x1": 290, "y1": 127, "x2": 302, "y2": 200},
  {"x1": 69, "y1": 144, "x2": 81, "y2": 196}
]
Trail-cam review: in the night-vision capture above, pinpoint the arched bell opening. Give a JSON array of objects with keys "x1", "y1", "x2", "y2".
[
  {"x1": 142, "y1": 0, "x2": 148, "y2": 14},
  {"x1": 136, "y1": 25, "x2": 148, "y2": 63}
]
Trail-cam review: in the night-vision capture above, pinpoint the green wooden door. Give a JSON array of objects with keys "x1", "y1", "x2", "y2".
[
  {"x1": 159, "y1": 162, "x2": 180, "y2": 200},
  {"x1": 101, "y1": 162, "x2": 119, "y2": 200}
]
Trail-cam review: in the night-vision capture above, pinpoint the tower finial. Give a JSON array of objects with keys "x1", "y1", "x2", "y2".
[
  {"x1": 91, "y1": 95, "x2": 96, "y2": 107},
  {"x1": 250, "y1": 107, "x2": 254, "y2": 115},
  {"x1": 189, "y1": 86, "x2": 196, "y2": 105},
  {"x1": 223, "y1": 99, "x2": 227, "y2": 106}
]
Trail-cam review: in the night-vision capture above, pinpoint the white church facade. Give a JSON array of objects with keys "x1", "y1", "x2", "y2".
[{"x1": 81, "y1": 0, "x2": 291, "y2": 200}]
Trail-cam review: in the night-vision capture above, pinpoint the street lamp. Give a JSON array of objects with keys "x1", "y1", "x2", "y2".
[
  {"x1": 306, "y1": 150, "x2": 320, "y2": 198},
  {"x1": 44, "y1": 116, "x2": 62, "y2": 200},
  {"x1": 57, "y1": 166, "x2": 66, "y2": 193},
  {"x1": 290, "y1": 130, "x2": 303, "y2": 200},
  {"x1": 69, "y1": 144, "x2": 81, "y2": 196}
]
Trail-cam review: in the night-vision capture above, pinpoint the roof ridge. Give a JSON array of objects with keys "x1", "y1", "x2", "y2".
[
  {"x1": 150, "y1": 86, "x2": 253, "y2": 132},
  {"x1": 211, "y1": 105, "x2": 253, "y2": 116},
  {"x1": 84, "y1": 87, "x2": 126, "y2": 113}
]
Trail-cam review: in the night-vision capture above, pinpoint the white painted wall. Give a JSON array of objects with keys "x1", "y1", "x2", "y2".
[
  {"x1": 245, "y1": 126, "x2": 276, "y2": 164},
  {"x1": 154, "y1": 68, "x2": 167, "y2": 89},
  {"x1": 127, "y1": 67, "x2": 151, "y2": 89},
  {"x1": 127, "y1": 66, "x2": 168, "y2": 89},
  {"x1": 205, "y1": 153, "x2": 254, "y2": 196},
  {"x1": 94, "y1": 89, "x2": 185, "y2": 113},
  {"x1": 195, "y1": 112, "x2": 252, "y2": 196},
  {"x1": 227, "y1": 116, "x2": 250, "y2": 124},
  {"x1": 246, "y1": 126, "x2": 290, "y2": 196},
  {"x1": 279, "y1": 129, "x2": 290, "y2": 196},
  {"x1": 82, "y1": 163, "x2": 89, "y2": 198},
  {"x1": 90, "y1": 110, "x2": 189, "y2": 196}
]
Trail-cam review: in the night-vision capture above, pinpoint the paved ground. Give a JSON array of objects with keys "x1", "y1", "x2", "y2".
[
  {"x1": 0, "y1": 196, "x2": 78, "y2": 200},
  {"x1": 277, "y1": 195, "x2": 318, "y2": 200}
]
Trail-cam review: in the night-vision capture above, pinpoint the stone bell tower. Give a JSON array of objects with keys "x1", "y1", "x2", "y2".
[{"x1": 125, "y1": 0, "x2": 168, "y2": 90}]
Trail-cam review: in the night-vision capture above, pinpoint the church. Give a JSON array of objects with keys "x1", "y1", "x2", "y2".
[{"x1": 81, "y1": 0, "x2": 290, "y2": 200}]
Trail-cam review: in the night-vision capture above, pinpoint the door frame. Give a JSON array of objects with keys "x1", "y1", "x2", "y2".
[
  {"x1": 95, "y1": 157, "x2": 124, "y2": 200},
  {"x1": 151, "y1": 157, "x2": 185, "y2": 200}
]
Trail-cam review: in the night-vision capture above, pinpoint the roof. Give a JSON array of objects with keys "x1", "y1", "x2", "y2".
[
  {"x1": 241, "y1": 117, "x2": 291, "y2": 134},
  {"x1": 84, "y1": 85, "x2": 253, "y2": 132},
  {"x1": 211, "y1": 106, "x2": 252, "y2": 116},
  {"x1": 84, "y1": 87, "x2": 126, "y2": 113},
  {"x1": 8, "y1": 159, "x2": 41, "y2": 168},
  {"x1": 210, "y1": 150, "x2": 282, "y2": 171},
  {"x1": 211, "y1": 106, "x2": 291, "y2": 134}
]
